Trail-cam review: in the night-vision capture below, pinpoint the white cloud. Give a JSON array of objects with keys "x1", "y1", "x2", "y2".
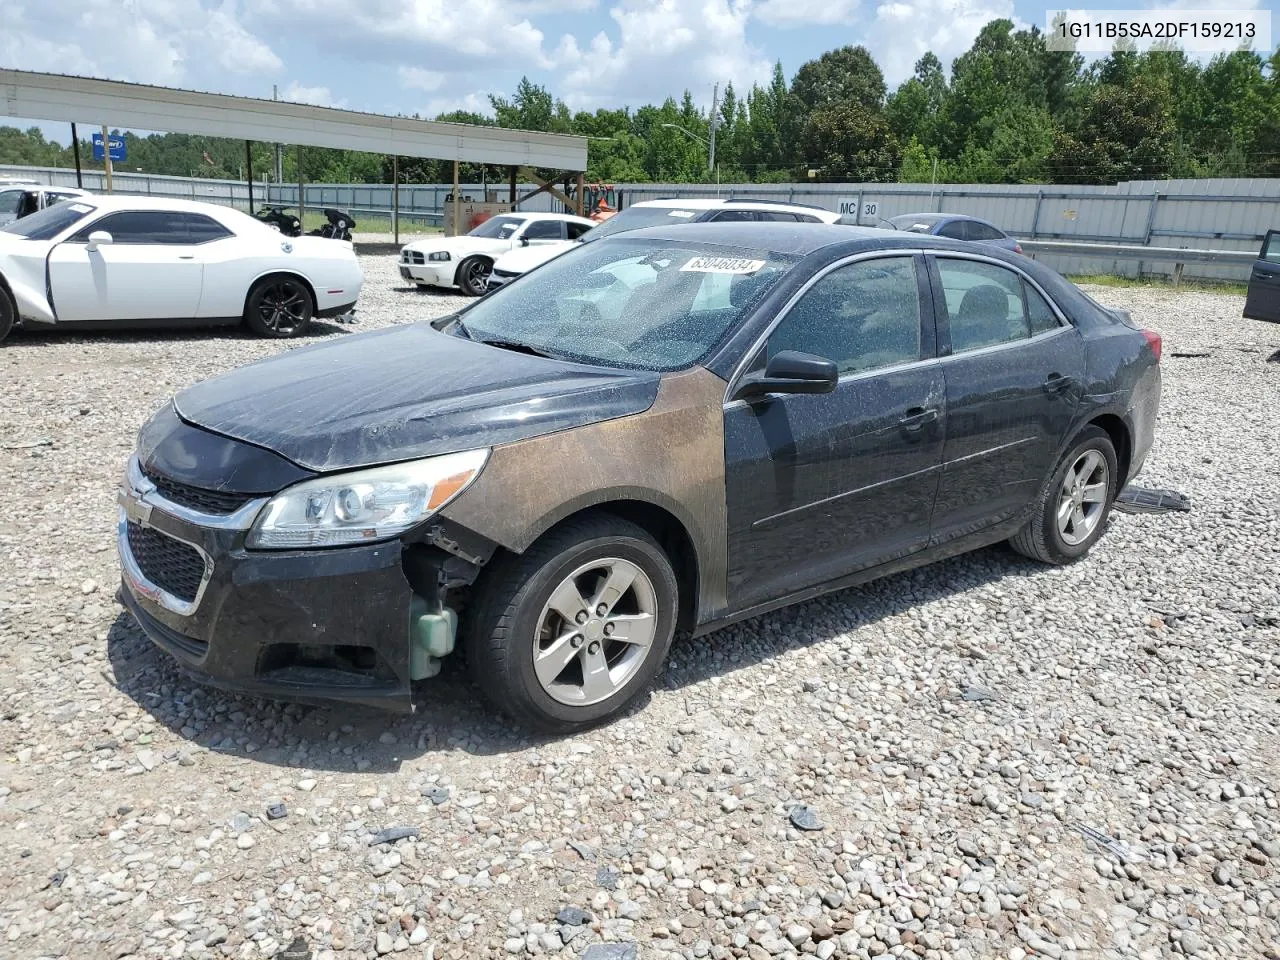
[
  {"x1": 754, "y1": 0, "x2": 862, "y2": 27},
  {"x1": 281, "y1": 83, "x2": 347, "y2": 108},
  {"x1": 551, "y1": 0, "x2": 773, "y2": 109},
  {"x1": 399, "y1": 67, "x2": 447, "y2": 93},
  {"x1": 0, "y1": 0, "x2": 282, "y2": 88},
  {"x1": 421, "y1": 93, "x2": 496, "y2": 118},
  {"x1": 865, "y1": 0, "x2": 1019, "y2": 85}
]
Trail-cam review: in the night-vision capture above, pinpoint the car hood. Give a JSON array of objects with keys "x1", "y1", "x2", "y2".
[
  {"x1": 172, "y1": 322, "x2": 662, "y2": 473},
  {"x1": 403, "y1": 236, "x2": 505, "y2": 256},
  {"x1": 494, "y1": 241, "x2": 576, "y2": 273}
]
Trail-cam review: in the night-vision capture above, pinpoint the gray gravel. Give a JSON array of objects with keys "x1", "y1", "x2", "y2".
[{"x1": 2, "y1": 260, "x2": 1279, "y2": 960}]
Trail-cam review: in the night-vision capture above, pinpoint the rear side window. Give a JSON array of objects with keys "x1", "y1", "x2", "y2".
[
  {"x1": 566, "y1": 221, "x2": 593, "y2": 240},
  {"x1": 755, "y1": 211, "x2": 799, "y2": 222},
  {"x1": 936, "y1": 258, "x2": 1062, "y2": 352},
  {"x1": 708, "y1": 210, "x2": 757, "y2": 222},
  {"x1": 184, "y1": 213, "x2": 233, "y2": 243},
  {"x1": 936, "y1": 220, "x2": 968, "y2": 240},
  {"x1": 1262, "y1": 231, "x2": 1280, "y2": 264},
  {"x1": 967, "y1": 221, "x2": 1005, "y2": 241}
]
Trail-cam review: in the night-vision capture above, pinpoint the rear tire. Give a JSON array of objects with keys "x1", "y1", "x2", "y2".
[
  {"x1": 456, "y1": 256, "x2": 491, "y2": 297},
  {"x1": 464, "y1": 514, "x2": 679, "y2": 733},
  {"x1": 0, "y1": 284, "x2": 15, "y2": 344},
  {"x1": 1010, "y1": 426, "x2": 1119, "y2": 564},
  {"x1": 244, "y1": 275, "x2": 314, "y2": 338}
]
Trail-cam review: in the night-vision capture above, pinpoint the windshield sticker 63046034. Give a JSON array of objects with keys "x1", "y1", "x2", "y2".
[{"x1": 679, "y1": 256, "x2": 766, "y2": 274}]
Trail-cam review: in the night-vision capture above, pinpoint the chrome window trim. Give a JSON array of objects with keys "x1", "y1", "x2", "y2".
[
  {"x1": 722, "y1": 249, "x2": 929, "y2": 405},
  {"x1": 124, "y1": 455, "x2": 268, "y2": 531},
  {"x1": 936, "y1": 323, "x2": 1073, "y2": 363},
  {"x1": 116, "y1": 507, "x2": 212, "y2": 618}
]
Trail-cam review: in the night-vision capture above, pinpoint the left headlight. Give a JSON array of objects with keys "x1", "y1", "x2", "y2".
[
  {"x1": 428, "y1": 251, "x2": 451, "y2": 262},
  {"x1": 247, "y1": 449, "x2": 489, "y2": 550}
]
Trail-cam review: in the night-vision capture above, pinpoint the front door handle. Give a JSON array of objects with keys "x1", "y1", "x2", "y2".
[
  {"x1": 1044, "y1": 373, "x2": 1075, "y2": 394},
  {"x1": 1256, "y1": 270, "x2": 1275, "y2": 280},
  {"x1": 899, "y1": 407, "x2": 938, "y2": 431},
  {"x1": 178, "y1": 255, "x2": 195, "y2": 260}
]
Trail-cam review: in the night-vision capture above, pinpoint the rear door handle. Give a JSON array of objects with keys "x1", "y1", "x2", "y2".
[
  {"x1": 1044, "y1": 373, "x2": 1075, "y2": 394},
  {"x1": 1256, "y1": 270, "x2": 1275, "y2": 280},
  {"x1": 899, "y1": 407, "x2": 938, "y2": 431}
]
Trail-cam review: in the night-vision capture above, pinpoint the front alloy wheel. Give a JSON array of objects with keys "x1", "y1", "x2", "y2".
[
  {"x1": 534, "y1": 558, "x2": 659, "y2": 706},
  {"x1": 465, "y1": 514, "x2": 678, "y2": 732}
]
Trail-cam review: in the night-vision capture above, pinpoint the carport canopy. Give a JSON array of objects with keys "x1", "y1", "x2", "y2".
[{"x1": 0, "y1": 69, "x2": 588, "y2": 170}]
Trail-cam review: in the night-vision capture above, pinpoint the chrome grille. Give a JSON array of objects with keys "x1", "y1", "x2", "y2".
[{"x1": 125, "y1": 522, "x2": 206, "y2": 605}]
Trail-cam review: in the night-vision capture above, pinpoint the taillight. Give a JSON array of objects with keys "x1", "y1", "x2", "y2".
[
  {"x1": 1142, "y1": 329, "x2": 1162, "y2": 362},
  {"x1": 1014, "y1": 242, "x2": 1023, "y2": 255}
]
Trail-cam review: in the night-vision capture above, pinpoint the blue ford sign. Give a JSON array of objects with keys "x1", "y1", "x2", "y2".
[{"x1": 92, "y1": 132, "x2": 126, "y2": 162}]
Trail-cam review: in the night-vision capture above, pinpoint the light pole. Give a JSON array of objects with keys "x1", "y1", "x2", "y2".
[{"x1": 660, "y1": 123, "x2": 710, "y2": 166}]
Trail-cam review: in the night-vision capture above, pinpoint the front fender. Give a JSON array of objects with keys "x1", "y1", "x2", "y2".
[{"x1": 4, "y1": 270, "x2": 55, "y2": 324}]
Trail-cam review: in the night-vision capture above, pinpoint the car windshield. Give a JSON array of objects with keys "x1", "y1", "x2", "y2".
[
  {"x1": 582, "y1": 206, "x2": 704, "y2": 242},
  {"x1": 889, "y1": 214, "x2": 942, "y2": 233},
  {"x1": 468, "y1": 215, "x2": 524, "y2": 239},
  {"x1": 0, "y1": 200, "x2": 96, "y2": 239},
  {"x1": 455, "y1": 238, "x2": 793, "y2": 371},
  {"x1": 0, "y1": 191, "x2": 24, "y2": 215}
]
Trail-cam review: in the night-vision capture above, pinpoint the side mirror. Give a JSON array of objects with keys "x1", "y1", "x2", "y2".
[
  {"x1": 86, "y1": 230, "x2": 113, "y2": 252},
  {"x1": 733, "y1": 350, "x2": 838, "y2": 401},
  {"x1": 519, "y1": 237, "x2": 530, "y2": 247}
]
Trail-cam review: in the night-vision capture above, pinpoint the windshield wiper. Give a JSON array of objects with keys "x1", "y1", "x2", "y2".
[{"x1": 476, "y1": 338, "x2": 557, "y2": 359}]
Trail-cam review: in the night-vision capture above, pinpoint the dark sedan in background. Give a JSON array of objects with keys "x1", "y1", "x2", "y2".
[
  {"x1": 887, "y1": 212, "x2": 1024, "y2": 253},
  {"x1": 117, "y1": 223, "x2": 1161, "y2": 731}
]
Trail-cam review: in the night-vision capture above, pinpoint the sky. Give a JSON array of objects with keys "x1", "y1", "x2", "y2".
[{"x1": 2, "y1": 0, "x2": 1276, "y2": 143}]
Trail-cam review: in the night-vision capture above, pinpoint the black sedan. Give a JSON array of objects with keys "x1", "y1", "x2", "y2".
[{"x1": 117, "y1": 223, "x2": 1162, "y2": 731}]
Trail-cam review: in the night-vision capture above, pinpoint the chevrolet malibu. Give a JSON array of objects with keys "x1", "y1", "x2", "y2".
[{"x1": 117, "y1": 223, "x2": 1161, "y2": 731}]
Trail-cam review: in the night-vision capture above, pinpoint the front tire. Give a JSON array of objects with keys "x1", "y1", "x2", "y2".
[
  {"x1": 465, "y1": 515, "x2": 679, "y2": 733},
  {"x1": 1010, "y1": 426, "x2": 1119, "y2": 564},
  {"x1": 244, "y1": 276, "x2": 314, "y2": 338},
  {"x1": 456, "y1": 256, "x2": 491, "y2": 297},
  {"x1": 0, "y1": 284, "x2": 15, "y2": 344}
]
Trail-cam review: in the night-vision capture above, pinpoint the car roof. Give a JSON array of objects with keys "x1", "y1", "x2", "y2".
[
  {"x1": 614, "y1": 219, "x2": 1028, "y2": 258},
  {"x1": 58, "y1": 194, "x2": 233, "y2": 214},
  {"x1": 631, "y1": 197, "x2": 828, "y2": 214},
  {"x1": 505, "y1": 211, "x2": 594, "y2": 224}
]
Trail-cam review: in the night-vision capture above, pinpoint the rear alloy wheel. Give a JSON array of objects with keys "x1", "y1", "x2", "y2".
[
  {"x1": 245, "y1": 276, "x2": 314, "y2": 338},
  {"x1": 0, "y1": 285, "x2": 15, "y2": 344},
  {"x1": 456, "y1": 256, "x2": 491, "y2": 297},
  {"x1": 1010, "y1": 425, "x2": 1119, "y2": 564},
  {"x1": 465, "y1": 515, "x2": 678, "y2": 732}
]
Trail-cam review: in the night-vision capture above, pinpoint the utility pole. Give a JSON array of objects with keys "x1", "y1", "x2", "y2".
[
  {"x1": 273, "y1": 85, "x2": 282, "y2": 203},
  {"x1": 708, "y1": 83, "x2": 720, "y2": 174}
]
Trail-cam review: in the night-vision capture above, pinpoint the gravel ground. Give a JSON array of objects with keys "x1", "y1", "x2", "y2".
[{"x1": 1, "y1": 255, "x2": 1278, "y2": 960}]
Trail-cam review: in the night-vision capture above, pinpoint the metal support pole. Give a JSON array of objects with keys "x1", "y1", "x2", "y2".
[
  {"x1": 576, "y1": 172, "x2": 585, "y2": 217},
  {"x1": 392, "y1": 155, "x2": 400, "y2": 245},
  {"x1": 71, "y1": 123, "x2": 83, "y2": 188},
  {"x1": 1144, "y1": 192, "x2": 1160, "y2": 244},
  {"x1": 509, "y1": 166, "x2": 517, "y2": 206},
  {"x1": 245, "y1": 140, "x2": 253, "y2": 211},
  {"x1": 452, "y1": 160, "x2": 461, "y2": 237},
  {"x1": 101, "y1": 124, "x2": 114, "y2": 193},
  {"x1": 297, "y1": 145, "x2": 304, "y2": 225},
  {"x1": 1031, "y1": 189, "x2": 1044, "y2": 239}
]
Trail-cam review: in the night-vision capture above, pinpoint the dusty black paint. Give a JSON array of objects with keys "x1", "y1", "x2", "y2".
[
  {"x1": 138, "y1": 403, "x2": 314, "y2": 494},
  {"x1": 173, "y1": 322, "x2": 662, "y2": 472}
]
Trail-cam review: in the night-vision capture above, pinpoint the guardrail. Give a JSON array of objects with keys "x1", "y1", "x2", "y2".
[{"x1": 1020, "y1": 239, "x2": 1257, "y2": 286}]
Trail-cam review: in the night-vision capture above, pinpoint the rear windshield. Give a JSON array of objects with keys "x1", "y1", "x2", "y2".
[
  {"x1": 455, "y1": 238, "x2": 793, "y2": 371},
  {"x1": 583, "y1": 205, "x2": 704, "y2": 242},
  {"x1": 0, "y1": 201, "x2": 95, "y2": 240},
  {"x1": 889, "y1": 214, "x2": 942, "y2": 233}
]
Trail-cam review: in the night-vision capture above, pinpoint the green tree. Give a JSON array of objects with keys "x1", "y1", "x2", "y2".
[
  {"x1": 1051, "y1": 76, "x2": 1176, "y2": 183},
  {"x1": 799, "y1": 102, "x2": 900, "y2": 182},
  {"x1": 790, "y1": 45, "x2": 887, "y2": 113}
]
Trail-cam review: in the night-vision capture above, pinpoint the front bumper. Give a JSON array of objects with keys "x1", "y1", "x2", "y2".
[
  {"x1": 486, "y1": 268, "x2": 520, "y2": 291},
  {"x1": 399, "y1": 258, "x2": 455, "y2": 287},
  {"x1": 116, "y1": 456, "x2": 417, "y2": 711}
]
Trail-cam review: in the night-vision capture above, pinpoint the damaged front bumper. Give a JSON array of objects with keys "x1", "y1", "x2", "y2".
[{"x1": 116, "y1": 455, "x2": 472, "y2": 712}]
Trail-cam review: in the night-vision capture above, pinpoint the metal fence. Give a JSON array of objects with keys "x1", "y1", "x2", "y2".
[{"x1": 4, "y1": 163, "x2": 1275, "y2": 281}]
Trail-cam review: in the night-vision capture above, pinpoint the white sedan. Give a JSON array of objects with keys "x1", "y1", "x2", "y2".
[
  {"x1": 0, "y1": 185, "x2": 92, "y2": 226},
  {"x1": 399, "y1": 211, "x2": 595, "y2": 296},
  {"x1": 0, "y1": 196, "x2": 363, "y2": 343}
]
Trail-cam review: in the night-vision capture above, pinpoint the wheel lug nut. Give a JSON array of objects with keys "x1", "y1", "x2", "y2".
[
  {"x1": 588, "y1": 641, "x2": 600, "y2": 655},
  {"x1": 596, "y1": 604, "x2": 607, "y2": 616},
  {"x1": 604, "y1": 622, "x2": 615, "y2": 636},
  {"x1": 571, "y1": 635, "x2": 583, "y2": 648},
  {"x1": 575, "y1": 611, "x2": 588, "y2": 624}
]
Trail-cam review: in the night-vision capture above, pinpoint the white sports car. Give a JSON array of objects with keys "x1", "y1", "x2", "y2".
[
  {"x1": 0, "y1": 196, "x2": 363, "y2": 343},
  {"x1": 399, "y1": 211, "x2": 595, "y2": 296}
]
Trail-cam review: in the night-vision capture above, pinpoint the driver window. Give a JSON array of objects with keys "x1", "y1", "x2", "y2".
[
  {"x1": 566, "y1": 221, "x2": 593, "y2": 240},
  {"x1": 522, "y1": 220, "x2": 564, "y2": 241},
  {"x1": 767, "y1": 257, "x2": 922, "y2": 375}
]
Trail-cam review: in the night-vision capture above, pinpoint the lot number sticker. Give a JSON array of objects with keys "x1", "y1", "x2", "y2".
[{"x1": 680, "y1": 256, "x2": 766, "y2": 274}]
